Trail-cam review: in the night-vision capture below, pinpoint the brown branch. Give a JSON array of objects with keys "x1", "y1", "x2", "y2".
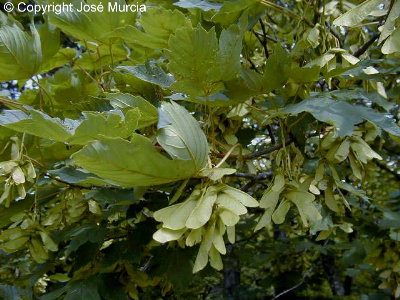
[
  {"x1": 266, "y1": 125, "x2": 276, "y2": 144},
  {"x1": 243, "y1": 139, "x2": 292, "y2": 160},
  {"x1": 254, "y1": 31, "x2": 278, "y2": 43},
  {"x1": 353, "y1": 32, "x2": 380, "y2": 58},
  {"x1": 228, "y1": 172, "x2": 271, "y2": 180},
  {"x1": 352, "y1": 1, "x2": 395, "y2": 58},
  {"x1": 325, "y1": 21, "x2": 343, "y2": 48},
  {"x1": 252, "y1": 30, "x2": 267, "y2": 54},
  {"x1": 259, "y1": 19, "x2": 269, "y2": 59},
  {"x1": 246, "y1": 57, "x2": 261, "y2": 73}
]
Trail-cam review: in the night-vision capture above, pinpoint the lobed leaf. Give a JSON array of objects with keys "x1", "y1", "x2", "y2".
[
  {"x1": 284, "y1": 98, "x2": 400, "y2": 137},
  {"x1": 72, "y1": 135, "x2": 197, "y2": 187}
]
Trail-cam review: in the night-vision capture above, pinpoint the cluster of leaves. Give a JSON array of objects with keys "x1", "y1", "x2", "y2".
[{"x1": 0, "y1": 0, "x2": 400, "y2": 299}]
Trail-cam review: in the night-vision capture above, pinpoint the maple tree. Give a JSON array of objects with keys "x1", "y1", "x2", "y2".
[{"x1": 0, "y1": 0, "x2": 400, "y2": 299}]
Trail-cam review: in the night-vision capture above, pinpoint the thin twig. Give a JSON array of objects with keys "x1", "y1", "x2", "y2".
[
  {"x1": 215, "y1": 144, "x2": 240, "y2": 168},
  {"x1": 266, "y1": 125, "x2": 276, "y2": 144},
  {"x1": 353, "y1": 32, "x2": 380, "y2": 58},
  {"x1": 243, "y1": 139, "x2": 292, "y2": 160},
  {"x1": 228, "y1": 172, "x2": 271, "y2": 180},
  {"x1": 274, "y1": 278, "x2": 305, "y2": 299},
  {"x1": 253, "y1": 31, "x2": 278, "y2": 43},
  {"x1": 246, "y1": 57, "x2": 261, "y2": 73},
  {"x1": 325, "y1": 21, "x2": 343, "y2": 48},
  {"x1": 214, "y1": 139, "x2": 292, "y2": 160},
  {"x1": 259, "y1": 19, "x2": 269, "y2": 59}
]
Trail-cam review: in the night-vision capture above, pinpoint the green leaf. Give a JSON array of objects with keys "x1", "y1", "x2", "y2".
[
  {"x1": 157, "y1": 102, "x2": 209, "y2": 170},
  {"x1": 75, "y1": 43, "x2": 127, "y2": 71},
  {"x1": 325, "y1": 185, "x2": 339, "y2": 212},
  {"x1": 104, "y1": 93, "x2": 158, "y2": 128},
  {"x1": 328, "y1": 89, "x2": 395, "y2": 112},
  {"x1": 262, "y1": 45, "x2": 291, "y2": 93},
  {"x1": 167, "y1": 25, "x2": 220, "y2": 96},
  {"x1": 218, "y1": 24, "x2": 243, "y2": 81},
  {"x1": 284, "y1": 98, "x2": 400, "y2": 137},
  {"x1": 152, "y1": 247, "x2": 195, "y2": 290},
  {"x1": 65, "y1": 223, "x2": 106, "y2": 255},
  {"x1": 48, "y1": 0, "x2": 136, "y2": 44},
  {"x1": 138, "y1": 8, "x2": 189, "y2": 48},
  {"x1": 39, "y1": 48, "x2": 76, "y2": 74},
  {"x1": 378, "y1": 0, "x2": 400, "y2": 44},
  {"x1": 47, "y1": 166, "x2": 115, "y2": 187},
  {"x1": 0, "y1": 109, "x2": 76, "y2": 142},
  {"x1": 116, "y1": 62, "x2": 175, "y2": 88},
  {"x1": 69, "y1": 109, "x2": 140, "y2": 145},
  {"x1": 40, "y1": 231, "x2": 58, "y2": 252},
  {"x1": 1, "y1": 236, "x2": 29, "y2": 253},
  {"x1": 289, "y1": 65, "x2": 320, "y2": 83},
  {"x1": 38, "y1": 20, "x2": 60, "y2": 61},
  {"x1": 333, "y1": 0, "x2": 382, "y2": 27},
  {"x1": 168, "y1": 24, "x2": 242, "y2": 97},
  {"x1": 35, "y1": 20, "x2": 74, "y2": 73},
  {"x1": 0, "y1": 13, "x2": 42, "y2": 80},
  {"x1": 212, "y1": 0, "x2": 255, "y2": 26},
  {"x1": 382, "y1": 27, "x2": 400, "y2": 54},
  {"x1": 64, "y1": 278, "x2": 101, "y2": 300},
  {"x1": 0, "y1": 107, "x2": 142, "y2": 145},
  {"x1": 18, "y1": 68, "x2": 101, "y2": 118},
  {"x1": 112, "y1": 8, "x2": 190, "y2": 50},
  {"x1": 72, "y1": 135, "x2": 196, "y2": 187}
]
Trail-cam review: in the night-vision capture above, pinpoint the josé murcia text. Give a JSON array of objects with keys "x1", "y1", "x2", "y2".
[
  {"x1": 17, "y1": 2, "x2": 147, "y2": 15},
  {"x1": 78, "y1": 2, "x2": 147, "y2": 12}
]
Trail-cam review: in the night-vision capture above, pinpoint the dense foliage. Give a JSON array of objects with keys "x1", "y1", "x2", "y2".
[{"x1": 0, "y1": 0, "x2": 400, "y2": 299}]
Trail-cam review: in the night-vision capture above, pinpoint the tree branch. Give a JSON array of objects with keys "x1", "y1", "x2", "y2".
[
  {"x1": 325, "y1": 21, "x2": 343, "y2": 48},
  {"x1": 228, "y1": 172, "x2": 271, "y2": 180},
  {"x1": 243, "y1": 139, "x2": 292, "y2": 160},
  {"x1": 353, "y1": 33, "x2": 380, "y2": 58},
  {"x1": 246, "y1": 56, "x2": 261, "y2": 73},
  {"x1": 215, "y1": 139, "x2": 292, "y2": 160},
  {"x1": 375, "y1": 160, "x2": 400, "y2": 181},
  {"x1": 274, "y1": 277, "x2": 305, "y2": 299},
  {"x1": 259, "y1": 19, "x2": 269, "y2": 59}
]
